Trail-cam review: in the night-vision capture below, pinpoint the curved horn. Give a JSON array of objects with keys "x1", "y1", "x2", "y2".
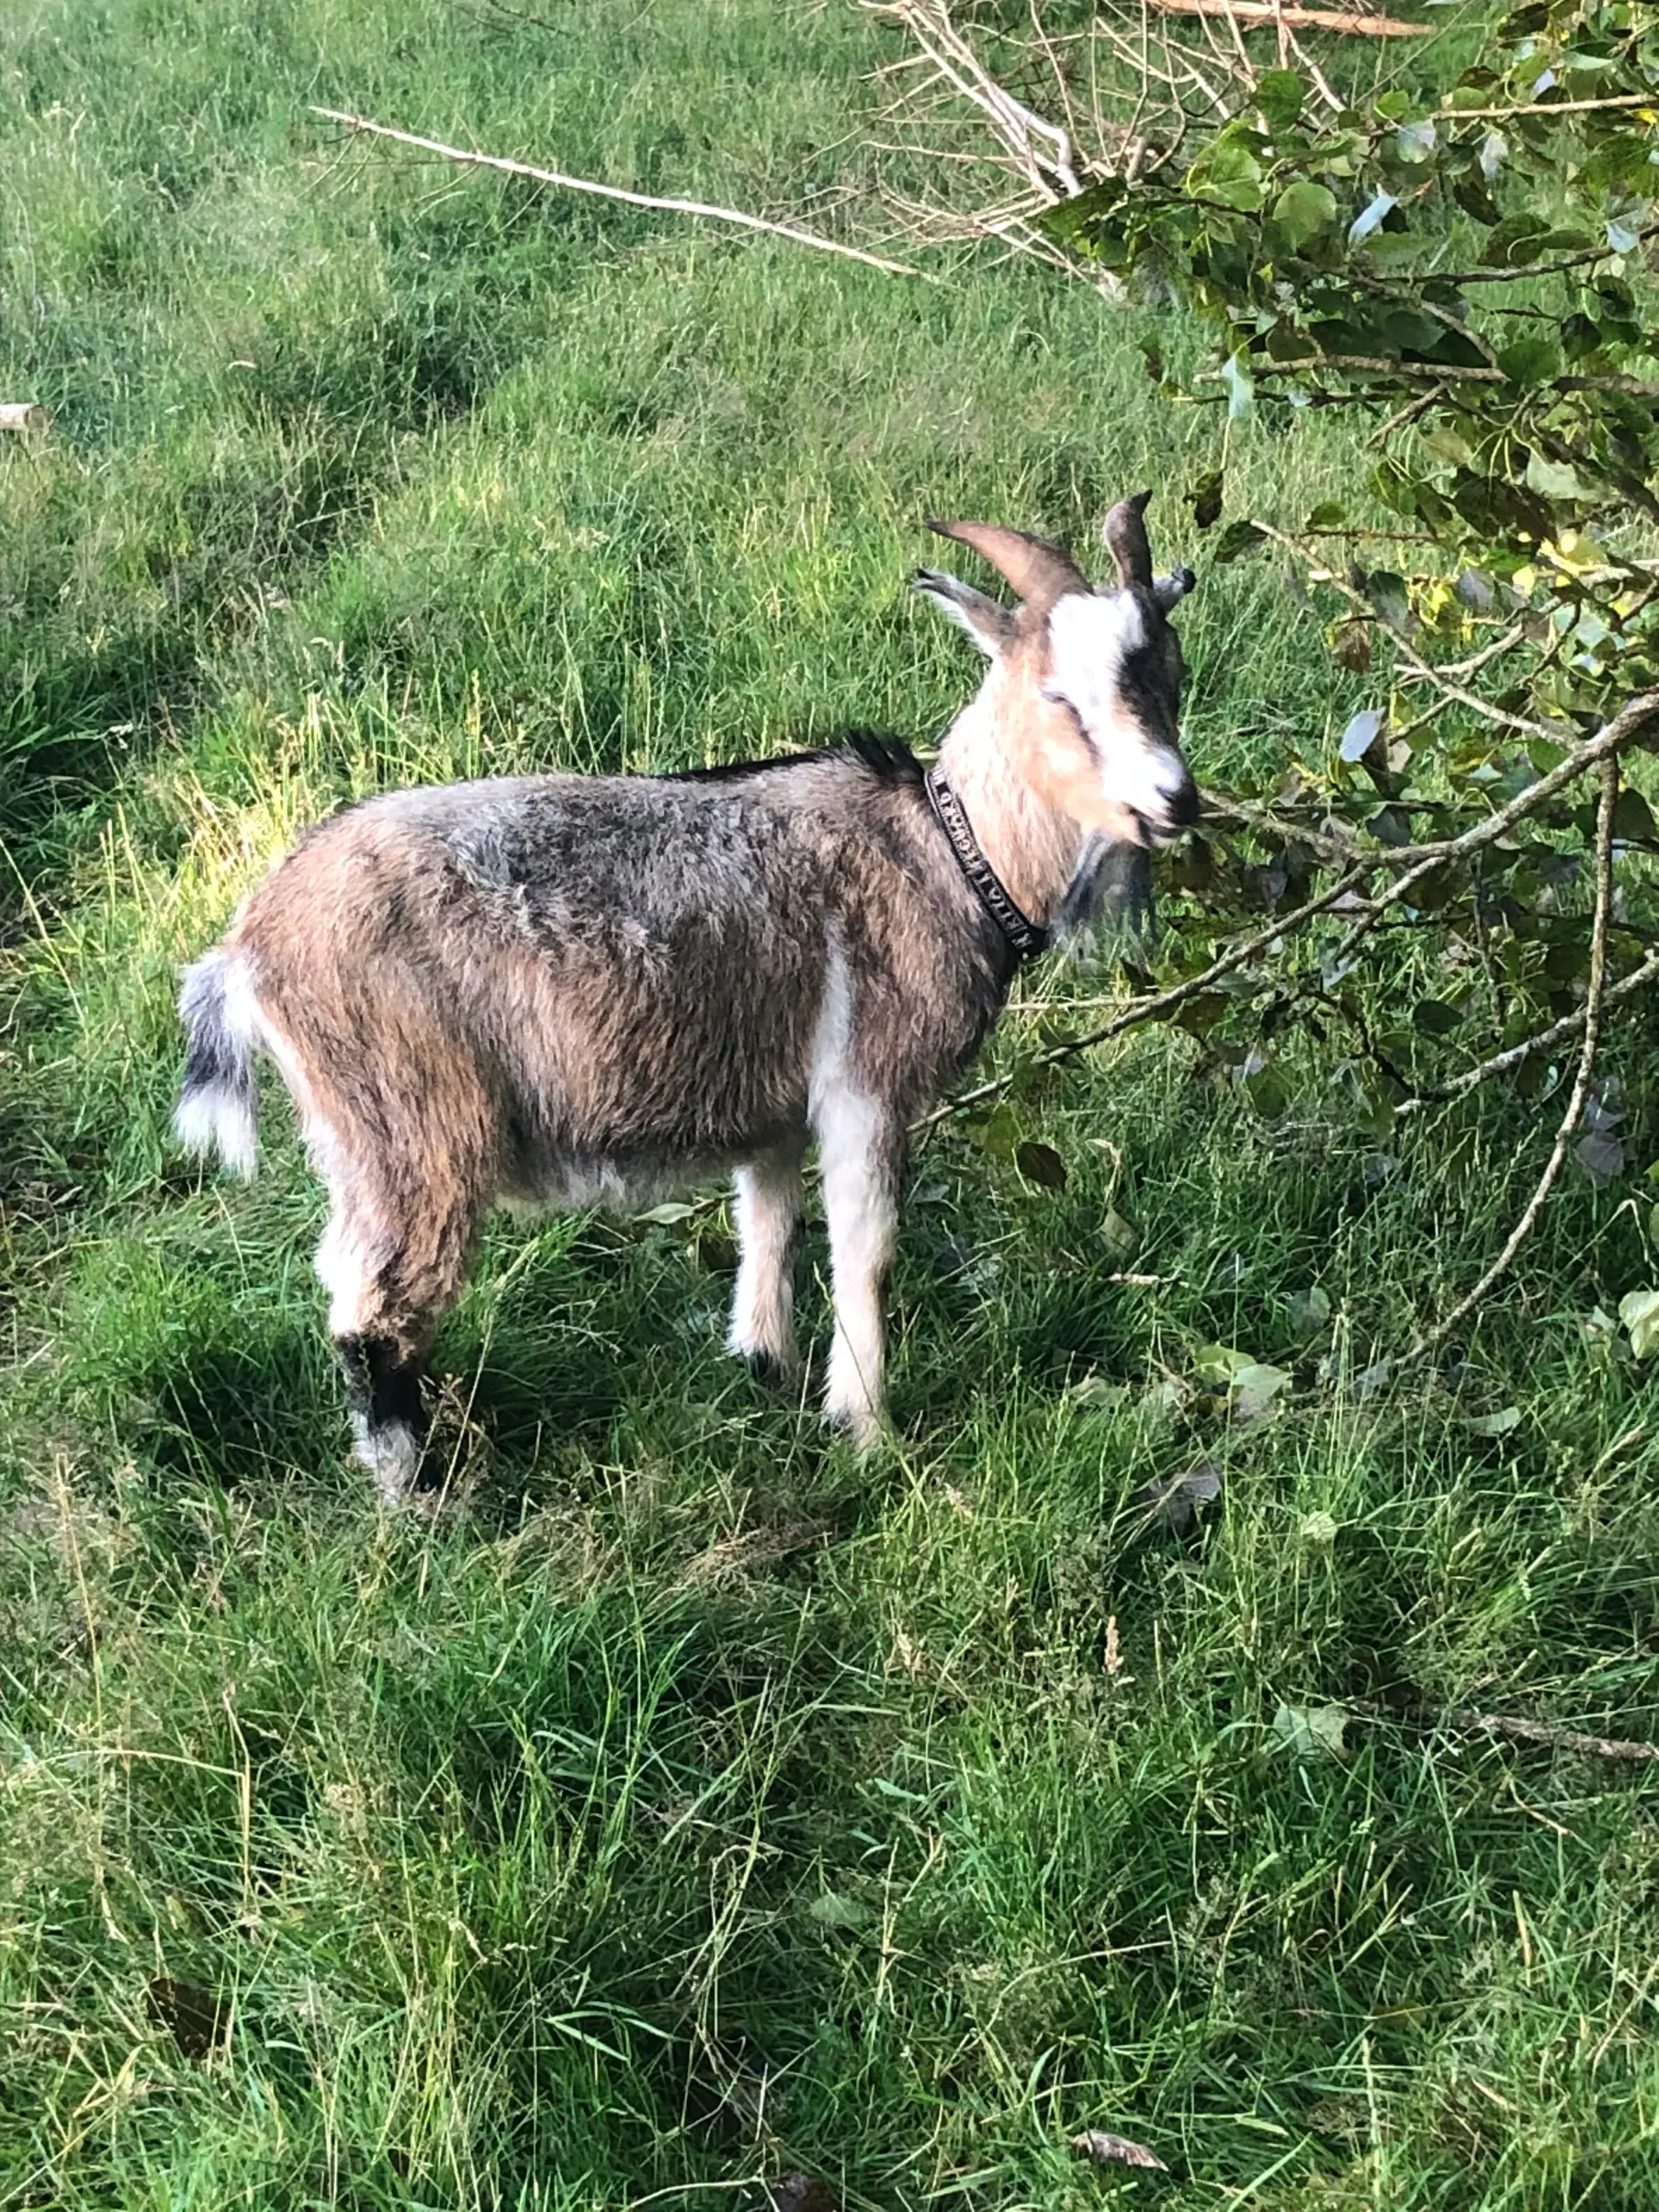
[
  {"x1": 1103, "y1": 491, "x2": 1154, "y2": 590},
  {"x1": 925, "y1": 519, "x2": 1089, "y2": 613}
]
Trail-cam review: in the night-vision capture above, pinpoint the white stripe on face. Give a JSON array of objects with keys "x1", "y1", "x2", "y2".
[{"x1": 1044, "y1": 591, "x2": 1188, "y2": 830}]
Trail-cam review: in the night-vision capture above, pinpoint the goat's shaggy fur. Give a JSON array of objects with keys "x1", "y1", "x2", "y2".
[{"x1": 175, "y1": 502, "x2": 1196, "y2": 1500}]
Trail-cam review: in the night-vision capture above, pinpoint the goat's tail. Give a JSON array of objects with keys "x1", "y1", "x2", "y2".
[{"x1": 173, "y1": 946, "x2": 261, "y2": 1179}]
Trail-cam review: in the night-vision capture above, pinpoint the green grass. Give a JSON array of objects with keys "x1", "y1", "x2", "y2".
[{"x1": 4, "y1": 1, "x2": 1659, "y2": 2206}]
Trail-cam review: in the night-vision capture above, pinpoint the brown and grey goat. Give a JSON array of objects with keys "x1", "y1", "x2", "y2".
[{"x1": 174, "y1": 495, "x2": 1198, "y2": 1500}]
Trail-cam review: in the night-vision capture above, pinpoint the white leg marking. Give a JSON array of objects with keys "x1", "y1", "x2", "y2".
[
  {"x1": 728, "y1": 1136, "x2": 807, "y2": 1372},
  {"x1": 315, "y1": 1203, "x2": 383, "y2": 1339},
  {"x1": 808, "y1": 941, "x2": 897, "y2": 1446},
  {"x1": 819, "y1": 1100, "x2": 897, "y2": 1446},
  {"x1": 350, "y1": 1412, "x2": 423, "y2": 1508}
]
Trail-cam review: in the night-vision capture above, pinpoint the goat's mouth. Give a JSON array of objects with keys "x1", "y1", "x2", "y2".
[
  {"x1": 1132, "y1": 773, "x2": 1200, "y2": 848},
  {"x1": 1132, "y1": 807, "x2": 1192, "y2": 850}
]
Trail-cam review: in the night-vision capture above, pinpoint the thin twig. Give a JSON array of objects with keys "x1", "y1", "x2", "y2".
[
  {"x1": 1396, "y1": 945, "x2": 1659, "y2": 1117},
  {"x1": 1432, "y1": 90, "x2": 1659, "y2": 123},
  {"x1": 308, "y1": 109, "x2": 928, "y2": 278},
  {"x1": 1412, "y1": 754, "x2": 1619, "y2": 1354},
  {"x1": 1251, "y1": 518, "x2": 1561, "y2": 742}
]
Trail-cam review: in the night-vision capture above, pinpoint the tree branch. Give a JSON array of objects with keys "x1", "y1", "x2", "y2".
[
  {"x1": 919, "y1": 691, "x2": 1659, "y2": 1128},
  {"x1": 1397, "y1": 945, "x2": 1659, "y2": 1117}
]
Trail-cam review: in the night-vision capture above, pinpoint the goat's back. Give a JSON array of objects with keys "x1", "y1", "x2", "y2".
[{"x1": 224, "y1": 748, "x2": 1010, "y2": 1191}]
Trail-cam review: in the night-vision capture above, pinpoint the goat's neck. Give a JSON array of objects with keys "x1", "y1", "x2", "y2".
[{"x1": 934, "y1": 692, "x2": 1083, "y2": 926}]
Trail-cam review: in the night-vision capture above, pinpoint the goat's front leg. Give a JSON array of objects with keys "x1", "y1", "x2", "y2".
[
  {"x1": 728, "y1": 1134, "x2": 807, "y2": 1382},
  {"x1": 817, "y1": 1099, "x2": 901, "y2": 1447}
]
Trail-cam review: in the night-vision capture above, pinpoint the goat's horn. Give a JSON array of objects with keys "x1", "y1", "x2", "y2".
[
  {"x1": 1103, "y1": 491, "x2": 1155, "y2": 590},
  {"x1": 925, "y1": 520, "x2": 1089, "y2": 613}
]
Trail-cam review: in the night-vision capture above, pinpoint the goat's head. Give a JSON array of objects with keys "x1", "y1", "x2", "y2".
[{"x1": 913, "y1": 493, "x2": 1198, "y2": 850}]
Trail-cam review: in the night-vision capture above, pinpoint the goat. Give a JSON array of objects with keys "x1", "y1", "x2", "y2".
[{"x1": 174, "y1": 494, "x2": 1197, "y2": 1501}]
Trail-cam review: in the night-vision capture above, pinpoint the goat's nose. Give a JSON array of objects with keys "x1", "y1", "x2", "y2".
[{"x1": 1168, "y1": 773, "x2": 1199, "y2": 830}]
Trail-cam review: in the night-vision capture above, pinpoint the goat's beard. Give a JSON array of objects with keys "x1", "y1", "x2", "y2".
[{"x1": 1052, "y1": 836, "x2": 1155, "y2": 955}]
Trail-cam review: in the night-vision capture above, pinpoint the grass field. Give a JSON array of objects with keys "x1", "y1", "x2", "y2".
[{"x1": 4, "y1": 1, "x2": 1659, "y2": 2206}]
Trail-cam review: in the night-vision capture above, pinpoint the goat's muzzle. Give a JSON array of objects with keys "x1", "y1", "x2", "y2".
[{"x1": 1132, "y1": 762, "x2": 1199, "y2": 848}]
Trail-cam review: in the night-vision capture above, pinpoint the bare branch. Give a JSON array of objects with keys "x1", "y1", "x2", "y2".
[{"x1": 308, "y1": 108, "x2": 928, "y2": 279}]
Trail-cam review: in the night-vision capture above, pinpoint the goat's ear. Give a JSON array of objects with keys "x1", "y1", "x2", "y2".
[
  {"x1": 912, "y1": 568, "x2": 1017, "y2": 657},
  {"x1": 1154, "y1": 565, "x2": 1197, "y2": 613}
]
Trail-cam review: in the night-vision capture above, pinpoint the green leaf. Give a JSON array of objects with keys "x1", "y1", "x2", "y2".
[
  {"x1": 1460, "y1": 1405, "x2": 1521, "y2": 1437},
  {"x1": 1618, "y1": 1288, "x2": 1659, "y2": 1359},
  {"x1": 1212, "y1": 518, "x2": 1265, "y2": 564},
  {"x1": 1524, "y1": 453, "x2": 1593, "y2": 499},
  {"x1": 1497, "y1": 336, "x2": 1561, "y2": 386},
  {"x1": 1300, "y1": 1510, "x2": 1339, "y2": 1546},
  {"x1": 1015, "y1": 1140, "x2": 1068, "y2": 1190},
  {"x1": 1349, "y1": 190, "x2": 1396, "y2": 243},
  {"x1": 1193, "y1": 1342, "x2": 1252, "y2": 1384},
  {"x1": 1412, "y1": 998, "x2": 1464, "y2": 1036},
  {"x1": 1273, "y1": 1702, "x2": 1351, "y2": 1761},
  {"x1": 1255, "y1": 68, "x2": 1306, "y2": 130},
  {"x1": 1613, "y1": 789, "x2": 1656, "y2": 842},
  {"x1": 1185, "y1": 138, "x2": 1265, "y2": 213},
  {"x1": 1220, "y1": 353, "x2": 1255, "y2": 423},
  {"x1": 1269, "y1": 180, "x2": 1338, "y2": 249},
  {"x1": 636, "y1": 1202, "x2": 698, "y2": 1226},
  {"x1": 1365, "y1": 571, "x2": 1413, "y2": 632},
  {"x1": 1099, "y1": 1207, "x2": 1140, "y2": 1262},
  {"x1": 1340, "y1": 708, "x2": 1385, "y2": 762},
  {"x1": 1188, "y1": 468, "x2": 1224, "y2": 530},
  {"x1": 1135, "y1": 1460, "x2": 1223, "y2": 1533},
  {"x1": 976, "y1": 1102, "x2": 1022, "y2": 1160},
  {"x1": 1245, "y1": 1061, "x2": 1291, "y2": 1120},
  {"x1": 1288, "y1": 1285, "x2": 1332, "y2": 1336},
  {"x1": 1232, "y1": 1361, "x2": 1291, "y2": 1421},
  {"x1": 806, "y1": 1891, "x2": 874, "y2": 1931}
]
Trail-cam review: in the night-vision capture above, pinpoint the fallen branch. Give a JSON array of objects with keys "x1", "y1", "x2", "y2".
[
  {"x1": 308, "y1": 109, "x2": 927, "y2": 280},
  {"x1": 1355, "y1": 1696, "x2": 1659, "y2": 1762},
  {"x1": 1413, "y1": 753, "x2": 1619, "y2": 1354},
  {"x1": 1143, "y1": 0, "x2": 1431, "y2": 35},
  {"x1": 1453, "y1": 1710, "x2": 1659, "y2": 1762}
]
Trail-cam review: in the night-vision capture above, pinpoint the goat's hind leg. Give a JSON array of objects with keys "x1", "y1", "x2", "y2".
[
  {"x1": 728, "y1": 1133, "x2": 807, "y2": 1384},
  {"x1": 317, "y1": 1185, "x2": 481, "y2": 1507}
]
